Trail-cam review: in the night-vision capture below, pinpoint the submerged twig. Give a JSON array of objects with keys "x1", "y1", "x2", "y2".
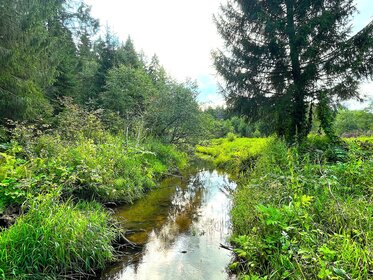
[{"x1": 220, "y1": 243, "x2": 233, "y2": 251}]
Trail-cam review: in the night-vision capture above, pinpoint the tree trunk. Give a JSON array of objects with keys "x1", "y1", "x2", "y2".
[{"x1": 286, "y1": 0, "x2": 307, "y2": 142}]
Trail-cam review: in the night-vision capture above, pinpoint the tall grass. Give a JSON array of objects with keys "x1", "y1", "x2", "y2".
[{"x1": 0, "y1": 195, "x2": 120, "y2": 279}]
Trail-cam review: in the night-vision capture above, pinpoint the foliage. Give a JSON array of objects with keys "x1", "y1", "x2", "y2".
[
  {"x1": 0, "y1": 195, "x2": 120, "y2": 279},
  {"x1": 213, "y1": 0, "x2": 373, "y2": 142},
  {"x1": 334, "y1": 108, "x2": 373, "y2": 136},
  {"x1": 102, "y1": 65, "x2": 155, "y2": 119},
  {"x1": 203, "y1": 107, "x2": 276, "y2": 139},
  {"x1": 0, "y1": 0, "x2": 209, "y2": 147},
  {"x1": 197, "y1": 136, "x2": 373, "y2": 279},
  {"x1": 0, "y1": 0, "x2": 98, "y2": 122},
  {"x1": 146, "y1": 80, "x2": 204, "y2": 145},
  {"x1": 0, "y1": 110, "x2": 187, "y2": 210}
]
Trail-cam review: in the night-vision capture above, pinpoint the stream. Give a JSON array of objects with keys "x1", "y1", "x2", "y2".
[{"x1": 99, "y1": 167, "x2": 237, "y2": 280}]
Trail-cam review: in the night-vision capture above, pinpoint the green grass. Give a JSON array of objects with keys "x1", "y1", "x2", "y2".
[
  {"x1": 0, "y1": 194, "x2": 120, "y2": 279},
  {"x1": 196, "y1": 137, "x2": 269, "y2": 174},
  {"x1": 197, "y1": 135, "x2": 373, "y2": 279}
]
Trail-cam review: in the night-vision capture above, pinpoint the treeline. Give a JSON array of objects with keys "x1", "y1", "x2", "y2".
[
  {"x1": 0, "y1": 0, "x2": 211, "y2": 145},
  {"x1": 204, "y1": 105, "x2": 373, "y2": 139}
]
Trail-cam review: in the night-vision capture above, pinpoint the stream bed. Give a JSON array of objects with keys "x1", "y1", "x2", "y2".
[{"x1": 100, "y1": 167, "x2": 237, "y2": 280}]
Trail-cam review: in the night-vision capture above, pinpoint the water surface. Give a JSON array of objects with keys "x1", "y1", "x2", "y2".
[{"x1": 101, "y1": 168, "x2": 236, "y2": 280}]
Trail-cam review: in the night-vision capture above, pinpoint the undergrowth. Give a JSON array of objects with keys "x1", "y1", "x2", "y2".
[
  {"x1": 0, "y1": 108, "x2": 187, "y2": 212},
  {"x1": 197, "y1": 135, "x2": 373, "y2": 279}
]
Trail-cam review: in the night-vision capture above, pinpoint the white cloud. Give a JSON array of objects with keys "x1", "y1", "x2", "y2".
[
  {"x1": 85, "y1": 0, "x2": 222, "y2": 81},
  {"x1": 85, "y1": 0, "x2": 373, "y2": 109}
]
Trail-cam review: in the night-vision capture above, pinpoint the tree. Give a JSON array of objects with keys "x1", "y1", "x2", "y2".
[
  {"x1": 214, "y1": 0, "x2": 373, "y2": 142},
  {"x1": 147, "y1": 54, "x2": 168, "y2": 88},
  {"x1": 0, "y1": 0, "x2": 100, "y2": 122},
  {"x1": 45, "y1": 22, "x2": 78, "y2": 106},
  {"x1": 101, "y1": 65, "x2": 155, "y2": 119},
  {"x1": 92, "y1": 27, "x2": 119, "y2": 102},
  {"x1": 0, "y1": 0, "x2": 61, "y2": 122},
  {"x1": 115, "y1": 37, "x2": 142, "y2": 69},
  {"x1": 334, "y1": 108, "x2": 373, "y2": 136},
  {"x1": 145, "y1": 80, "x2": 204, "y2": 144}
]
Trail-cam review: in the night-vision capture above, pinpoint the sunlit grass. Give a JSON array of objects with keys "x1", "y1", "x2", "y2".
[
  {"x1": 196, "y1": 137, "x2": 269, "y2": 173},
  {"x1": 0, "y1": 194, "x2": 120, "y2": 279}
]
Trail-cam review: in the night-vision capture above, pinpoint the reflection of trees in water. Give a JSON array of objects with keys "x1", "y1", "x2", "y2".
[
  {"x1": 155, "y1": 173, "x2": 205, "y2": 249},
  {"x1": 197, "y1": 171, "x2": 235, "y2": 239},
  {"x1": 104, "y1": 170, "x2": 237, "y2": 279},
  {"x1": 153, "y1": 171, "x2": 236, "y2": 250}
]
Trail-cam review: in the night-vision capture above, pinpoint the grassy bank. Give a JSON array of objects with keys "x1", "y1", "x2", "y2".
[
  {"x1": 196, "y1": 135, "x2": 269, "y2": 174},
  {"x1": 0, "y1": 108, "x2": 187, "y2": 279},
  {"x1": 196, "y1": 136, "x2": 373, "y2": 279}
]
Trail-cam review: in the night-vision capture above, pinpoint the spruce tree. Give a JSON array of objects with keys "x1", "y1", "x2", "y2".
[
  {"x1": 214, "y1": 0, "x2": 373, "y2": 142},
  {"x1": 115, "y1": 37, "x2": 142, "y2": 69}
]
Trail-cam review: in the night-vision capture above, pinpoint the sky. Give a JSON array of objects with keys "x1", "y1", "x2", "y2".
[{"x1": 85, "y1": 0, "x2": 373, "y2": 109}]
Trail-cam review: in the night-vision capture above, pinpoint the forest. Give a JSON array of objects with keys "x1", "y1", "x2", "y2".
[{"x1": 0, "y1": 0, "x2": 372, "y2": 279}]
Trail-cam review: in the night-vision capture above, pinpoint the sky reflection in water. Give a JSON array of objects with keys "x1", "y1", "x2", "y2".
[{"x1": 101, "y1": 170, "x2": 236, "y2": 280}]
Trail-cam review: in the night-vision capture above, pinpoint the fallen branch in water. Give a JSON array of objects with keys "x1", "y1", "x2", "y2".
[
  {"x1": 220, "y1": 243, "x2": 233, "y2": 251},
  {"x1": 116, "y1": 234, "x2": 143, "y2": 250}
]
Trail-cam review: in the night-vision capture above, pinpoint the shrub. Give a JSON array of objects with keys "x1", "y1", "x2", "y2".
[
  {"x1": 1, "y1": 122, "x2": 187, "y2": 208},
  {"x1": 227, "y1": 132, "x2": 237, "y2": 142}
]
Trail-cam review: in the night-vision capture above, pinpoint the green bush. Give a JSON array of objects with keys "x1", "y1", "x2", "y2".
[
  {"x1": 227, "y1": 132, "x2": 237, "y2": 142},
  {"x1": 0, "y1": 195, "x2": 120, "y2": 279}
]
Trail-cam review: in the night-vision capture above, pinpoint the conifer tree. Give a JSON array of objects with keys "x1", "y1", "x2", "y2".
[
  {"x1": 115, "y1": 37, "x2": 142, "y2": 69},
  {"x1": 214, "y1": 0, "x2": 373, "y2": 142}
]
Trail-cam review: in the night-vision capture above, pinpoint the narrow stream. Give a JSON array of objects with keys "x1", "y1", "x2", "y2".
[{"x1": 100, "y1": 167, "x2": 236, "y2": 280}]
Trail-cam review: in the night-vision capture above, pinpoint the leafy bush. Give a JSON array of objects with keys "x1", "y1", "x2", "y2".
[
  {"x1": 227, "y1": 132, "x2": 237, "y2": 142},
  {"x1": 1, "y1": 110, "x2": 187, "y2": 211}
]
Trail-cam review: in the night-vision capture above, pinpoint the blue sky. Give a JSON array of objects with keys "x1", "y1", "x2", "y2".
[{"x1": 85, "y1": 0, "x2": 372, "y2": 109}]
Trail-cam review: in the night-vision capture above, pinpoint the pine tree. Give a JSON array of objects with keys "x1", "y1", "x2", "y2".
[
  {"x1": 214, "y1": 0, "x2": 373, "y2": 142},
  {"x1": 91, "y1": 27, "x2": 119, "y2": 104},
  {"x1": 115, "y1": 36, "x2": 142, "y2": 68},
  {"x1": 147, "y1": 54, "x2": 167, "y2": 88}
]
